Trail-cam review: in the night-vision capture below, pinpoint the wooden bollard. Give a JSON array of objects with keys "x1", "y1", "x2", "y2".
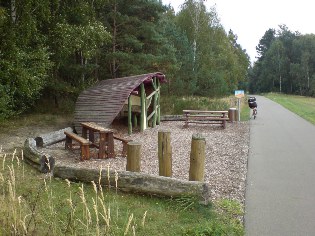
[
  {"x1": 158, "y1": 130, "x2": 172, "y2": 177},
  {"x1": 189, "y1": 134, "x2": 206, "y2": 181},
  {"x1": 126, "y1": 142, "x2": 141, "y2": 172}
]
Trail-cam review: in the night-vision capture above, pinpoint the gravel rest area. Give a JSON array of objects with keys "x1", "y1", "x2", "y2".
[{"x1": 45, "y1": 121, "x2": 250, "y2": 205}]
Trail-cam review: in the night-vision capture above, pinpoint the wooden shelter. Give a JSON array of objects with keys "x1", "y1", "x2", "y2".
[{"x1": 74, "y1": 72, "x2": 166, "y2": 134}]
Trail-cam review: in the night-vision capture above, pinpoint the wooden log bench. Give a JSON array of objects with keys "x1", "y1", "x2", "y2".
[
  {"x1": 64, "y1": 131, "x2": 90, "y2": 161},
  {"x1": 183, "y1": 110, "x2": 229, "y2": 129},
  {"x1": 113, "y1": 135, "x2": 132, "y2": 157}
]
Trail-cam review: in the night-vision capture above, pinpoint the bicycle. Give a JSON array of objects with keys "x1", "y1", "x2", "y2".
[
  {"x1": 252, "y1": 107, "x2": 257, "y2": 119},
  {"x1": 248, "y1": 97, "x2": 257, "y2": 119}
]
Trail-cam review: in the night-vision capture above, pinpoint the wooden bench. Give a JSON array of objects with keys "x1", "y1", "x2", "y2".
[
  {"x1": 113, "y1": 135, "x2": 132, "y2": 157},
  {"x1": 183, "y1": 110, "x2": 229, "y2": 129},
  {"x1": 64, "y1": 131, "x2": 90, "y2": 161}
]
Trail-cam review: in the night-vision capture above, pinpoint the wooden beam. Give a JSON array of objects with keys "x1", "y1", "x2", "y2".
[
  {"x1": 140, "y1": 83, "x2": 146, "y2": 132},
  {"x1": 128, "y1": 95, "x2": 132, "y2": 134},
  {"x1": 152, "y1": 77, "x2": 158, "y2": 127},
  {"x1": 157, "y1": 79, "x2": 161, "y2": 125}
]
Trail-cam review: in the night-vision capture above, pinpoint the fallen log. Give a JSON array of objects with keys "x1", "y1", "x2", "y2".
[
  {"x1": 35, "y1": 127, "x2": 73, "y2": 147},
  {"x1": 53, "y1": 164, "x2": 210, "y2": 204},
  {"x1": 23, "y1": 138, "x2": 55, "y2": 173}
]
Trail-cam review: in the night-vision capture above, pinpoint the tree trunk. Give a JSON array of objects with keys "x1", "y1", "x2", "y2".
[
  {"x1": 111, "y1": 0, "x2": 118, "y2": 79},
  {"x1": 11, "y1": 0, "x2": 16, "y2": 23}
]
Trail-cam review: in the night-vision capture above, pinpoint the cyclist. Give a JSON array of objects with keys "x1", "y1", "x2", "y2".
[{"x1": 248, "y1": 97, "x2": 257, "y2": 119}]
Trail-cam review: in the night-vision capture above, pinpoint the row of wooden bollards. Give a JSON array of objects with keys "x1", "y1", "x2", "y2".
[{"x1": 126, "y1": 131, "x2": 206, "y2": 182}]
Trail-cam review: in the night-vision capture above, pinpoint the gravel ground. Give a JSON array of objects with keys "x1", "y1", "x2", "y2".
[{"x1": 46, "y1": 121, "x2": 250, "y2": 205}]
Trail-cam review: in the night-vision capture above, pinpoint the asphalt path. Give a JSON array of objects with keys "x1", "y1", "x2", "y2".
[{"x1": 245, "y1": 95, "x2": 315, "y2": 235}]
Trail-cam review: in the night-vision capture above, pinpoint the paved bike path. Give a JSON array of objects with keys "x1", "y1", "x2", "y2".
[{"x1": 245, "y1": 95, "x2": 315, "y2": 235}]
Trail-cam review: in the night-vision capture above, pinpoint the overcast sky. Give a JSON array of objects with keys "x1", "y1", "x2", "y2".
[{"x1": 162, "y1": 0, "x2": 315, "y2": 63}]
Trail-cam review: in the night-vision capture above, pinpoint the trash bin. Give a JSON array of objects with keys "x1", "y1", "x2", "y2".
[{"x1": 228, "y1": 108, "x2": 238, "y2": 122}]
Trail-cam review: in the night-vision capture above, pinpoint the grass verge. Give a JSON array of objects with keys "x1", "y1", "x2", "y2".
[
  {"x1": 0, "y1": 150, "x2": 244, "y2": 235},
  {"x1": 265, "y1": 93, "x2": 315, "y2": 125}
]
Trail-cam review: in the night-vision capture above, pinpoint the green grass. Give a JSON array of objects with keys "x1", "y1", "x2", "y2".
[
  {"x1": 0, "y1": 150, "x2": 244, "y2": 235},
  {"x1": 265, "y1": 93, "x2": 315, "y2": 125}
]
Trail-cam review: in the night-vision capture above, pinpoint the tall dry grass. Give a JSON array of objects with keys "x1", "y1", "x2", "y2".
[{"x1": 0, "y1": 149, "x2": 145, "y2": 235}]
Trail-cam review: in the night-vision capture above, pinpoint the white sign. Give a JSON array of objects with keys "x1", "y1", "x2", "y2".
[{"x1": 235, "y1": 90, "x2": 245, "y2": 98}]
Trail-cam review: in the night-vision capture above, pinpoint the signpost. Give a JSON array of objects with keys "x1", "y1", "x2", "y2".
[{"x1": 235, "y1": 90, "x2": 245, "y2": 121}]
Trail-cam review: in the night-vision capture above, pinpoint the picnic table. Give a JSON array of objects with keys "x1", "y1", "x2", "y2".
[
  {"x1": 81, "y1": 122, "x2": 115, "y2": 158},
  {"x1": 183, "y1": 110, "x2": 229, "y2": 128}
]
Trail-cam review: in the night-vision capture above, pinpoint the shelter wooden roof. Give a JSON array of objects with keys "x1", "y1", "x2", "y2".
[{"x1": 74, "y1": 72, "x2": 166, "y2": 133}]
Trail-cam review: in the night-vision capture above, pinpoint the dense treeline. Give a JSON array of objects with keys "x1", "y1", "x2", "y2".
[
  {"x1": 0, "y1": 0, "x2": 249, "y2": 119},
  {"x1": 249, "y1": 25, "x2": 315, "y2": 96}
]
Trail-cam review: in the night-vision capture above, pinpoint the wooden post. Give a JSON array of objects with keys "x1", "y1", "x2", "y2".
[
  {"x1": 98, "y1": 132, "x2": 106, "y2": 159},
  {"x1": 133, "y1": 113, "x2": 138, "y2": 128},
  {"x1": 157, "y1": 79, "x2": 161, "y2": 125},
  {"x1": 152, "y1": 78, "x2": 158, "y2": 128},
  {"x1": 126, "y1": 142, "x2": 141, "y2": 172},
  {"x1": 106, "y1": 132, "x2": 115, "y2": 158},
  {"x1": 128, "y1": 95, "x2": 132, "y2": 134},
  {"x1": 82, "y1": 126, "x2": 87, "y2": 139},
  {"x1": 189, "y1": 134, "x2": 206, "y2": 181},
  {"x1": 81, "y1": 143, "x2": 90, "y2": 161},
  {"x1": 158, "y1": 130, "x2": 172, "y2": 177},
  {"x1": 140, "y1": 83, "x2": 147, "y2": 132}
]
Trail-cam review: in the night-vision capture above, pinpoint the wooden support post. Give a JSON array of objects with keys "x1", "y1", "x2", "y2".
[
  {"x1": 152, "y1": 78, "x2": 158, "y2": 128},
  {"x1": 128, "y1": 95, "x2": 132, "y2": 134},
  {"x1": 82, "y1": 127, "x2": 87, "y2": 139},
  {"x1": 158, "y1": 130, "x2": 172, "y2": 177},
  {"x1": 98, "y1": 132, "x2": 106, "y2": 159},
  {"x1": 189, "y1": 134, "x2": 206, "y2": 181},
  {"x1": 157, "y1": 79, "x2": 161, "y2": 125},
  {"x1": 133, "y1": 114, "x2": 138, "y2": 128},
  {"x1": 81, "y1": 143, "x2": 90, "y2": 161},
  {"x1": 65, "y1": 136, "x2": 72, "y2": 149},
  {"x1": 126, "y1": 142, "x2": 141, "y2": 172},
  {"x1": 89, "y1": 130, "x2": 95, "y2": 143},
  {"x1": 140, "y1": 83, "x2": 147, "y2": 132},
  {"x1": 107, "y1": 132, "x2": 115, "y2": 158}
]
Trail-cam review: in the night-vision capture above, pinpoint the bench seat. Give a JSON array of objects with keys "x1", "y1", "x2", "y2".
[
  {"x1": 114, "y1": 135, "x2": 132, "y2": 157},
  {"x1": 64, "y1": 131, "x2": 90, "y2": 160}
]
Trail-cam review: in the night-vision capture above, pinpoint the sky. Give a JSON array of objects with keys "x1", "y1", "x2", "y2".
[{"x1": 162, "y1": 0, "x2": 315, "y2": 63}]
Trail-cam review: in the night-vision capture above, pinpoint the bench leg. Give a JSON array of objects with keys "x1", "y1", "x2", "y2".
[
  {"x1": 99, "y1": 133, "x2": 106, "y2": 159},
  {"x1": 89, "y1": 130, "x2": 95, "y2": 143},
  {"x1": 107, "y1": 132, "x2": 115, "y2": 158},
  {"x1": 222, "y1": 120, "x2": 226, "y2": 129},
  {"x1": 82, "y1": 127, "x2": 87, "y2": 139},
  {"x1": 81, "y1": 144, "x2": 90, "y2": 161},
  {"x1": 65, "y1": 136, "x2": 72, "y2": 149},
  {"x1": 122, "y1": 141, "x2": 128, "y2": 157}
]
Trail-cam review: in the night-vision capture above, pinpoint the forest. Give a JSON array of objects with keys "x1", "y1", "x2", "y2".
[
  {"x1": 249, "y1": 25, "x2": 315, "y2": 97},
  {"x1": 3, "y1": 0, "x2": 315, "y2": 121},
  {"x1": 0, "y1": 0, "x2": 250, "y2": 120}
]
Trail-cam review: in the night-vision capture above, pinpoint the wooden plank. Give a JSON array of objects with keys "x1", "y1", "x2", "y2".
[
  {"x1": 183, "y1": 110, "x2": 228, "y2": 114},
  {"x1": 187, "y1": 117, "x2": 229, "y2": 121},
  {"x1": 81, "y1": 122, "x2": 113, "y2": 133},
  {"x1": 64, "y1": 131, "x2": 90, "y2": 144}
]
